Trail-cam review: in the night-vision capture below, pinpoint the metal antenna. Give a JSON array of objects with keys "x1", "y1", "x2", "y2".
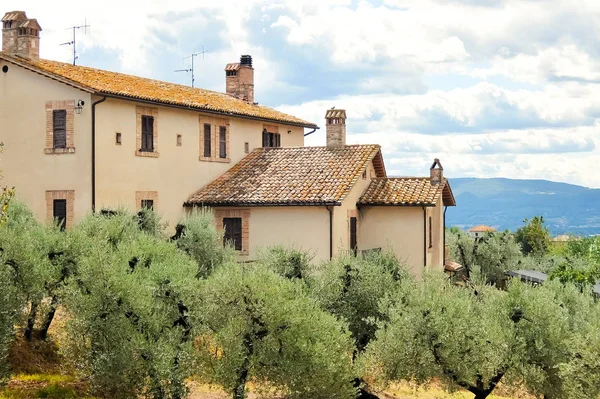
[
  {"x1": 60, "y1": 19, "x2": 91, "y2": 65},
  {"x1": 174, "y1": 46, "x2": 207, "y2": 88}
]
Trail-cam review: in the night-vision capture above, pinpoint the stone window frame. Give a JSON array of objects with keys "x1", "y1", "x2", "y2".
[
  {"x1": 45, "y1": 100, "x2": 75, "y2": 155},
  {"x1": 45, "y1": 190, "x2": 75, "y2": 229},
  {"x1": 199, "y1": 115, "x2": 230, "y2": 163},
  {"x1": 135, "y1": 106, "x2": 159, "y2": 158},
  {"x1": 214, "y1": 208, "x2": 250, "y2": 255},
  {"x1": 135, "y1": 191, "x2": 158, "y2": 211}
]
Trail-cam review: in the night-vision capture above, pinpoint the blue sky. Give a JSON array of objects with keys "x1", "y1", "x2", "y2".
[{"x1": 9, "y1": 0, "x2": 600, "y2": 188}]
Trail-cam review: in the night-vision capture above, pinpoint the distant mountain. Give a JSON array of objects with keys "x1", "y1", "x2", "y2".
[{"x1": 445, "y1": 178, "x2": 600, "y2": 236}]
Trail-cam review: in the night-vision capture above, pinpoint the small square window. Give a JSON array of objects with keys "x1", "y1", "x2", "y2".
[
  {"x1": 244, "y1": 142, "x2": 249, "y2": 153},
  {"x1": 116, "y1": 132, "x2": 122, "y2": 145},
  {"x1": 177, "y1": 134, "x2": 182, "y2": 146},
  {"x1": 141, "y1": 199, "x2": 154, "y2": 210}
]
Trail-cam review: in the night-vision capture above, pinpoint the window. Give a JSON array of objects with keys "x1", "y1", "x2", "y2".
[
  {"x1": 141, "y1": 199, "x2": 154, "y2": 210},
  {"x1": 226, "y1": 70, "x2": 237, "y2": 77},
  {"x1": 199, "y1": 117, "x2": 229, "y2": 162},
  {"x1": 244, "y1": 142, "x2": 249, "y2": 154},
  {"x1": 262, "y1": 129, "x2": 281, "y2": 148},
  {"x1": 429, "y1": 216, "x2": 433, "y2": 249},
  {"x1": 177, "y1": 134, "x2": 182, "y2": 146},
  {"x1": 223, "y1": 217, "x2": 242, "y2": 251},
  {"x1": 141, "y1": 115, "x2": 154, "y2": 152},
  {"x1": 219, "y1": 126, "x2": 227, "y2": 158},
  {"x1": 52, "y1": 110, "x2": 67, "y2": 149},
  {"x1": 203, "y1": 124, "x2": 211, "y2": 157},
  {"x1": 115, "y1": 132, "x2": 122, "y2": 145},
  {"x1": 350, "y1": 217, "x2": 357, "y2": 256},
  {"x1": 53, "y1": 199, "x2": 67, "y2": 231},
  {"x1": 362, "y1": 170, "x2": 367, "y2": 179}
]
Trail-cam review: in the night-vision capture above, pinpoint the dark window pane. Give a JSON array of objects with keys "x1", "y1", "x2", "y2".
[
  {"x1": 53, "y1": 199, "x2": 67, "y2": 231},
  {"x1": 53, "y1": 110, "x2": 67, "y2": 149},
  {"x1": 204, "y1": 124, "x2": 212, "y2": 157},
  {"x1": 219, "y1": 126, "x2": 227, "y2": 158},
  {"x1": 141, "y1": 115, "x2": 154, "y2": 152},
  {"x1": 141, "y1": 199, "x2": 154, "y2": 210},
  {"x1": 223, "y1": 217, "x2": 242, "y2": 251},
  {"x1": 350, "y1": 217, "x2": 357, "y2": 256},
  {"x1": 274, "y1": 133, "x2": 281, "y2": 148},
  {"x1": 429, "y1": 216, "x2": 433, "y2": 248}
]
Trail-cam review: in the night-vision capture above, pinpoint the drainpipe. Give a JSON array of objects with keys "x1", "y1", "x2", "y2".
[
  {"x1": 422, "y1": 206, "x2": 427, "y2": 268},
  {"x1": 303, "y1": 126, "x2": 319, "y2": 137},
  {"x1": 326, "y1": 205, "x2": 333, "y2": 259},
  {"x1": 443, "y1": 206, "x2": 448, "y2": 264},
  {"x1": 91, "y1": 96, "x2": 107, "y2": 213}
]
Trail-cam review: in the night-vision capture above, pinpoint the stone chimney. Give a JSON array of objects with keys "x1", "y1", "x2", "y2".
[
  {"x1": 2, "y1": 11, "x2": 42, "y2": 61},
  {"x1": 430, "y1": 158, "x2": 444, "y2": 185},
  {"x1": 225, "y1": 55, "x2": 254, "y2": 102},
  {"x1": 325, "y1": 108, "x2": 347, "y2": 147}
]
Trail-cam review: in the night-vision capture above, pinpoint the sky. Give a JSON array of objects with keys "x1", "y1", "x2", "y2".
[{"x1": 6, "y1": 0, "x2": 600, "y2": 188}]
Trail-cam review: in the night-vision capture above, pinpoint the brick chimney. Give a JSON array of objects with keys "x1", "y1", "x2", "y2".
[
  {"x1": 225, "y1": 55, "x2": 254, "y2": 102},
  {"x1": 430, "y1": 158, "x2": 444, "y2": 185},
  {"x1": 325, "y1": 108, "x2": 346, "y2": 147},
  {"x1": 2, "y1": 11, "x2": 41, "y2": 61}
]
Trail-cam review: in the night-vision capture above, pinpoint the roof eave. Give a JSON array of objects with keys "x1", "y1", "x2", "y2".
[
  {"x1": 183, "y1": 201, "x2": 342, "y2": 207},
  {"x1": 357, "y1": 202, "x2": 436, "y2": 207},
  {"x1": 97, "y1": 92, "x2": 318, "y2": 128}
]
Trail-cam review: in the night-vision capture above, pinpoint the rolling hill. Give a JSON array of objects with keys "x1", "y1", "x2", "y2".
[{"x1": 445, "y1": 178, "x2": 600, "y2": 236}]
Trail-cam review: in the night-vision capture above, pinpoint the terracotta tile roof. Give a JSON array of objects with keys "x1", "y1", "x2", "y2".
[
  {"x1": 358, "y1": 177, "x2": 456, "y2": 206},
  {"x1": 0, "y1": 53, "x2": 316, "y2": 128},
  {"x1": 468, "y1": 225, "x2": 497, "y2": 233},
  {"x1": 186, "y1": 145, "x2": 386, "y2": 206}
]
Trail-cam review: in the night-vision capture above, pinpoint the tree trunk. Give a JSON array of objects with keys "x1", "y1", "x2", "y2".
[
  {"x1": 24, "y1": 302, "x2": 38, "y2": 341},
  {"x1": 39, "y1": 295, "x2": 59, "y2": 340},
  {"x1": 233, "y1": 333, "x2": 252, "y2": 399}
]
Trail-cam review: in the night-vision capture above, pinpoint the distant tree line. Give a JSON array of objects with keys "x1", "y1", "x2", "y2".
[{"x1": 1, "y1": 204, "x2": 600, "y2": 399}]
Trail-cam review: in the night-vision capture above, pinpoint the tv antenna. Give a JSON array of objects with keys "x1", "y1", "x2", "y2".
[
  {"x1": 175, "y1": 46, "x2": 207, "y2": 88},
  {"x1": 60, "y1": 20, "x2": 91, "y2": 65}
]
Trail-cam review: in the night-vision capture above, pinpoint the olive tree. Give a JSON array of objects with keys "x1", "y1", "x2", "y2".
[
  {"x1": 255, "y1": 246, "x2": 313, "y2": 280},
  {"x1": 62, "y1": 212, "x2": 201, "y2": 399},
  {"x1": 0, "y1": 235, "x2": 21, "y2": 384},
  {"x1": 447, "y1": 229, "x2": 522, "y2": 286},
  {"x1": 195, "y1": 263, "x2": 357, "y2": 399},
  {"x1": 0, "y1": 142, "x2": 15, "y2": 224},
  {"x1": 363, "y1": 273, "x2": 596, "y2": 399},
  {"x1": 308, "y1": 251, "x2": 408, "y2": 356},
  {"x1": 172, "y1": 208, "x2": 235, "y2": 278}
]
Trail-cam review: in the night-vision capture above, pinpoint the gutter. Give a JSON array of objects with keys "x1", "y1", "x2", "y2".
[
  {"x1": 303, "y1": 126, "x2": 319, "y2": 137},
  {"x1": 91, "y1": 96, "x2": 107, "y2": 213},
  {"x1": 422, "y1": 206, "x2": 427, "y2": 268},
  {"x1": 326, "y1": 205, "x2": 333, "y2": 260},
  {"x1": 184, "y1": 201, "x2": 341, "y2": 208}
]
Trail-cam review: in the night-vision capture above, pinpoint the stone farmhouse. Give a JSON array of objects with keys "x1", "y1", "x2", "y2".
[{"x1": 0, "y1": 11, "x2": 456, "y2": 276}]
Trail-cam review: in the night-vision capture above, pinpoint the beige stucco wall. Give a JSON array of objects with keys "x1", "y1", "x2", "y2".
[
  {"x1": 0, "y1": 60, "x2": 93, "y2": 224},
  {"x1": 86, "y1": 95, "x2": 304, "y2": 229},
  {"x1": 219, "y1": 206, "x2": 330, "y2": 263},
  {"x1": 331, "y1": 160, "x2": 377, "y2": 256},
  {"x1": 427, "y1": 196, "x2": 445, "y2": 269},
  {"x1": 0, "y1": 62, "x2": 307, "y2": 230}
]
